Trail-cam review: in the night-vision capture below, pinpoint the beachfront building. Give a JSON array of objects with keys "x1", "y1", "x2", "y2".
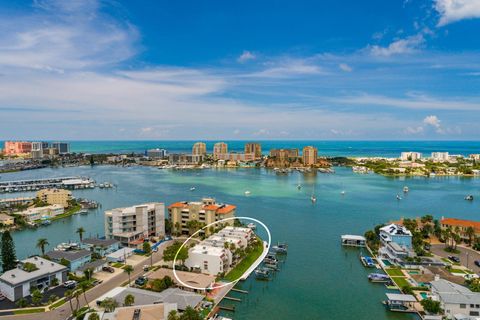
[
  {"x1": 213, "y1": 142, "x2": 228, "y2": 160},
  {"x1": 36, "y1": 188, "x2": 72, "y2": 208},
  {"x1": 45, "y1": 249, "x2": 92, "y2": 272},
  {"x1": 378, "y1": 224, "x2": 414, "y2": 265},
  {"x1": 185, "y1": 244, "x2": 232, "y2": 276},
  {"x1": 302, "y1": 146, "x2": 318, "y2": 166},
  {"x1": 400, "y1": 152, "x2": 422, "y2": 161},
  {"x1": 431, "y1": 152, "x2": 450, "y2": 162},
  {"x1": 31, "y1": 141, "x2": 50, "y2": 159},
  {"x1": 215, "y1": 152, "x2": 256, "y2": 162},
  {"x1": 430, "y1": 278, "x2": 480, "y2": 319},
  {"x1": 0, "y1": 213, "x2": 14, "y2": 226},
  {"x1": 270, "y1": 148, "x2": 299, "y2": 160},
  {"x1": 168, "y1": 198, "x2": 236, "y2": 235},
  {"x1": 245, "y1": 143, "x2": 262, "y2": 159},
  {"x1": 168, "y1": 153, "x2": 203, "y2": 165},
  {"x1": 51, "y1": 142, "x2": 70, "y2": 154},
  {"x1": 440, "y1": 218, "x2": 480, "y2": 241},
  {"x1": 0, "y1": 197, "x2": 34, "y2": 208},
  {"x1": 104, "y1": 203, "x2": 165, "y2": 247},
  {"x1": 18, "y1": 204, "x2": 64, "y2": 222},
  {"x1": 147, "y1": 148, "x2": 167, "y2": 159},
  {"x1": 192, "y1": 142, "x2": 207, "y2": 156},
  {"x1": 3, "y1": 141, "x2": 32, "y2": 156},
  {"x1": 0, "y1": 256, "x2": 68, "y2": 301}
]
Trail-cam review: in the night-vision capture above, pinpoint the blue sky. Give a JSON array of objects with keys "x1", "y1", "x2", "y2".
[{"x1": 1, "y1": 0, "x2": 480, "y2": 140}]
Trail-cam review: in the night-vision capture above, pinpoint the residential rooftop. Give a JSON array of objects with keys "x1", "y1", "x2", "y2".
[
  {"x1": 46, "y1": 249, "x2": 91, "y2": 261},
  {"x1": 431, "y1": 279, "x2": 480, "y2": 305},
  {"x1": 0, "y1": 256, "x2": 67, "y2": 286},
  {"x1": 82, "y1": 238, "x2": 120, "y2": 247},
  {"x1": 440, "y1": 218, "x2": 480, "y2": 231}
]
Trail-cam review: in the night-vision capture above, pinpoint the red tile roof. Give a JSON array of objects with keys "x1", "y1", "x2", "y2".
[
  {"x1": 168, "y1": 202, "x2": 187, "y2": 209},
  {"x1": 217, "y1": 205, "x2": 236, "y2": 214},
  {"x1": 204, "y1": 205, "x2": 220, "y2": 211},
  {"x1": 441, "y1": 218, "x2": 480, "y2": 231}
]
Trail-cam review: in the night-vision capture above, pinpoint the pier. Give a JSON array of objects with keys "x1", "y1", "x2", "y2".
[
  {"x1": 0, "y1": 176, "x2": 95, "y2": 193},
  {"x1": 231, "y1": 288, "x2": 248, "y2": 294},
  {"x1": 223, "y1": 296, "x2": 241, "y2": 302}
]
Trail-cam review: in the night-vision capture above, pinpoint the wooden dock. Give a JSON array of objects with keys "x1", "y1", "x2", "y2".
[
  {"x1": 219, "y1": 305, "x2": 235, "y2": 312},
  {"x1": 231, "y1": 288, "x2": 248, "y2": 294},
  {"x1": 224, "y1": 296, "x2": 241, "y2": 302}
]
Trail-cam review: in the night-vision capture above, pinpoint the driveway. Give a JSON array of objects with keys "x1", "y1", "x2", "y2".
[
  {"x1": 6, "y1": 240, "x2": 174, "y2": 320},
  {"x1": 430, "y1": 243, "x2": 480, "y2": 274}
]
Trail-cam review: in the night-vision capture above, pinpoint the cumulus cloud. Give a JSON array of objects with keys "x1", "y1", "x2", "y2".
[
  {"x1": 237, "y1": 50, "x2": 256, "y2": 63},
  {"x1": 368, "y1": 34, "x2": 425, "y2": 57},
  {"x1": 423, "y1": 115, "x2": 441, "y2": 128},
  {"x1": 435, "y1": 0, "x2": 480, "y2": 26}
]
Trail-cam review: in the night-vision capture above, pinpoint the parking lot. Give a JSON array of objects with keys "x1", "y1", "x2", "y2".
[{"x1": 430, "y1": 244, "x2": 480, "y2": 274}]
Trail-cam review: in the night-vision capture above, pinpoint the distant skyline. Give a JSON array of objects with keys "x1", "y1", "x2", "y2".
[{"x1": 1, "y1": 0, "x2": 480, "y2": 140}]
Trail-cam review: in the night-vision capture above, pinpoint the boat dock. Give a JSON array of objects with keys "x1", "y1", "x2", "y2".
[{"x1": 0, "y1": 176, "x2": 96, "y2": 193}]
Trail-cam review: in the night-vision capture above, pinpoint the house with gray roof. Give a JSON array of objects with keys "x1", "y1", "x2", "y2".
[
  {"x1": 46, "y1": 249, "x2": 91, "y2": 272},
  {"x1": 431, "y1": 278, "x2": 480, "y2": 319},
  {"x1": 82, "y1": 238, "x2": 120, "y2": 257},
  {"x1": 0, "y1": 256, "x2": 68, "y2": 301}
]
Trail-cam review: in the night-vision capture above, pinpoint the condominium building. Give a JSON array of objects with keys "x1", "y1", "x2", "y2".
[
  {"x1": 147, "y1": 148, "x2": 167, "y2": 159},
  {"x1": 244, "y1": 143, "x2": 262, "y2": 159},
  {"x1": 192, "y1": 142, "x2": 207, "y2": 156},
  {"x1": 18, "y1": 204, "x2": 64, "y2": 222},
  {"x1": 3, "y1": 141, "x2": 32, "y2": 156},
  {"x1": 400, "y1": 152, "x2": 422, "y2": 161},
  {"x1": 302, "y1": 146, "x2": 318, "y2": 166},
  {"x1": 36, "y1": 188, "x2": 72, "y2": 208},
  {"x1": 104, "y1": 203, "x2": 165, "y2": 247},
  {"x1": 168, "y1": 153, "x2": 203, "y2": 165},
  {"x1": 431, "y1": 152, "x2": 449, "y2": 162},
  {"x1": 51, "y1": 142, "x2": 70, "y2": 154},
  {"x1": 269, "y1": 149, "x2": 299, "y2": 161},
  {"x1": 168, "y1": 198, "x2": 236, "y2": 235},
  {"x1": 440, "y1": 217, "x2": 480, "y2": 240},
  {"x1": 215, "y1": 153, "x2": 255, "y2": 162},
  {"x1": 213, "y1": 142, "x2": 228, "y2": 160},
  {"x1": 31, "y1": 142, "x2": 49, "y2": 159}
]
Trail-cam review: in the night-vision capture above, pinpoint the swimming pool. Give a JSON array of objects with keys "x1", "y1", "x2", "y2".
[{"x1": 420, "y1": 292, "x2": 428, "y2": 299}]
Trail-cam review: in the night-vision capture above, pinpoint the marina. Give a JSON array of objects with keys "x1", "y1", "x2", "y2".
[{"x1": 0, "y1": 176, "x2": 95, "y2": 193}]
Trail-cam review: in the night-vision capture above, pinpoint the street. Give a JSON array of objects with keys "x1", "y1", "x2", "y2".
[{"x1": 430, "y1": 243, "x2": 480, "y2": 274}]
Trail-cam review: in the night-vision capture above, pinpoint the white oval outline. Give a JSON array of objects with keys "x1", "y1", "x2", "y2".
[{"x1": 172, "y1": 216, "x2": 271, "y2": 291}]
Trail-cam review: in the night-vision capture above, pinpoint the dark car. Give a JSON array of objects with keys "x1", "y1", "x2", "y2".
[
  {"x1": 102, "y1": 266, "x2": 115, "y2": 273},
  {"x1": 475, "y1": 260, "x2": 480, "y2": 267},
  {"x1": 135, "y1": 276, "x2": 147, "y2": 286},
  {"x1": 448, "y1": 255, "x2": 460, "y2": 263}
]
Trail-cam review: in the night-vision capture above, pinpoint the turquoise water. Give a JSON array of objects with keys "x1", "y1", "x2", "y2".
[
  {"x1": 1, "y1": 140, "x2": 479, "y2": 157},
  {"x1": 2, "y1": 165, "x2": 480, "y2": 319}
]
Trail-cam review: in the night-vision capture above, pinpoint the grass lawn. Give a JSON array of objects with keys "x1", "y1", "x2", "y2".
[
  {"x1": 111, "y1": 262, "x2": 124, "y2": 268},
  {"x1": 224, "y1": 238, "x2": 264, "y2": 282},
  {"x1": 449, "y1": 268, "x2": 466, "y2": 274},
  {"x1": 50, "y1": 298, "x2": 66, "y2": 309},
  {"x1": 392, "y1": 277, "x2": 410, "y2": 288},
  {"x1": 385, "y1": 268, "x2": 404, "y2": 277},
  {"x1": 13, "y1": 308, "x2": 45, "y2": 315}
]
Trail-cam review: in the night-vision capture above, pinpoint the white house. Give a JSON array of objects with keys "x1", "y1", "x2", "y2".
[
  {"x1": 185, "y1": 245, "x2": 232, "y2": 276},
  {"x1": 378, "y1": 224, "x2": 414, "y2": 265},
  {"x1": 430, "y1": 278, "x2": 480, "y2": 319},
  {"x1": 0, "y1": 256, "x2": 68, "y2": 301}
]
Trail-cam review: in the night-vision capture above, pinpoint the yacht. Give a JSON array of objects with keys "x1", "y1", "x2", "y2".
[
  {"x1": 465, "y1": 195, "x2": 474, "y2": 201},
  {"x1": 396, "y1": 194, "x2": 402, "y2": 200},
  {"x1": 403, "y1": 186, "x2": 409, "y2": 193},
  {"x1": 254, "y1": 268, "x2": 271, "y2": 280},
  {"x1": 190, "y1": 187, "x2": 196, "y2": 191},
  {"x1": 244, "y1": 190, "x2": 251, "y2": 196}
]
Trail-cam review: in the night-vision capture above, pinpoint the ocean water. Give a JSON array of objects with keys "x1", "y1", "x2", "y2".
[
  {"x1": 1, "y1": 140, "x2": 480, "y2": 157},
  {"x1": 2, "y1": 163, "x2": 480, "y2": 320}
]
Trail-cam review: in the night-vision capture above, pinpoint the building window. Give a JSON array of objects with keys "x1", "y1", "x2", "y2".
[{"x1": 460, "y1": 304, "x2": 466, "y2": 309}]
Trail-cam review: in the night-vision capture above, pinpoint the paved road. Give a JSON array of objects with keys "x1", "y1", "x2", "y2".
[
  {"x1": 7, "y1": 240, "x2": 174, "y2": 320},
  {"x1": 430, "y1": 244, "x2": 480, "y2": 274}
]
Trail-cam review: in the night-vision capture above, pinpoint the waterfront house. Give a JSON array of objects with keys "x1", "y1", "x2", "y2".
[
  {"x1": 0, "y1": 256, "x2": 68, "y2": 301},
  {"x1": 17, "y1": 204, "x2": 64, "y2": 222},
  {"x1": 0, "y1": 213, "x2": 15, "y2": 226},
  {"x1": 46, "y1": 249, "x2": 92, "y2": 272},
  {"x1": 440, "y1": 218, "x2": 480, "y2": 241},
  {"x1": 430, "y1": 278, "x2": 480, "y2": 319},
  {"x1": 82, "y1": 238, "x2": 120, "y2": 256},
  {"x1": 104, "y1": 202, "x2": 165, "y2": 247},
  {"x1": 168, "y1": 198, "x2": 236, "y2": 236},
  {"x1": 378, "y1": 224, "x2": 414, "y2": 265}
]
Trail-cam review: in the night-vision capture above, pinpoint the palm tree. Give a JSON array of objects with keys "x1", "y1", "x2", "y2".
[
  {"x1": 79, "y1": 281, "x2": 90, "y2": 308},
  {"x1": 64, "y1": 289, "x2": 74, "y2": 314},
  {"x1": 466, "y1": 226, "x2": 475, "y2": 245},
  {"x1": 124, "y1": 265, "x2": 134, "y2": 286},
  {"x1": 76, "y1": 227, "x2": 86, "y2": 242},
  {"x1": 36, "y1": 238, "x2": 49, "y2": 256},
  {"x1": 73, "y1": 290, "x2": 81, "y2": 311}
]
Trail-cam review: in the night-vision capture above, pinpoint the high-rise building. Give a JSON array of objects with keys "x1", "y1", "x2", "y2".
[
  {"x1": 302, "y1": 146, "x2": 318, "y2": 166},
  {"x1": 269, "y1": 149, "x2": 299, "y2": 161},
  {"x1": 244, "y1": 143, "x2": 262, "y2": 159},
  {"x1": 51, "y1": 142, "x2": 70, "y2": 154},
  {"x1": 104, "y1": 203, "x2": 165, "y2": 247},
  {"x1": 400, "y1": 152, "x2": 422, "y2": 161},
  {"x1": 168, "y1": 198, "x2": 236, "y2": 235},
  {"x1": 431, "y1": 152, "x2": 449, "y2": 162},
  {"x1": 192, "y1": 142, "x2": 207, "y2": 156},
  {"x1": 146, "y1": 148, "x2": 167, "y2": 158},
  {"x1": 31, "y1": 142, "x2": 50, "y2": 159},
  {"x1": 213, "y1": 142, "x2": 228, "y2": 160},
  {"x1": 4, "y1": 141, "x2": 32, "y2": 156}
]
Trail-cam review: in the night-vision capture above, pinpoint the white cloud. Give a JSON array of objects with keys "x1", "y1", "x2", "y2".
[
  {"x1": 339, "y1": 63, "x2": 352, "y2": 72},
  {"x1": 423, "y1": 115, "x2": 441, "y2": 128},
  {"x1": 237, "y1": 50, "x2": 256, "y2": 63},
  {"x1": 246, "y1": 58, "x2": 323, "y2": 78},
  {"x1": 435, "y1": 0, "x2": 480, "y2": 26},
  {"x1": 368, "y1": 34, "x2": 425, "y2": 57},
  {"x1": 404, "y1": 126, "x2": 424, "y2": 134}
]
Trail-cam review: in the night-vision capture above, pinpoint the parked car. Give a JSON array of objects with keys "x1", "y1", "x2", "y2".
[
  {"x1": 474, "y1": 260, "x2": 480, "y2": 267},
  {"x1": 63, "y1": 280, "x2": 77, "y2": 289},
  {"x1": 143, "y1": 265, "x2": 150, "y2": 271},
  {"x1": 135, "y1": 276, "x2": 147, "y2": 286},
  {"x1": 424, "y1": 244, "x2": 431, "y2": 251},
  {"x1": 102, "y1": 266, "x2": 115, "y2": 273},
  {"x1": 448, "y1": 255, "x2": 460, "y2": 263},
  {"x1": 92, "y1": 279, "x2": 103, "y2": 286}
]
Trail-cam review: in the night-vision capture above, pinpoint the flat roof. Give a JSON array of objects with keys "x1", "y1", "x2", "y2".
[
  {"x1": 0, "y1": 256, "x2": 67, "y2": 286},
  {"x1": 341, "y1": 235, "x2": 366, "y2": 241},
  {"x1": 46, "y1": 249, "x2": 91, "y2": 261},
  {"x1": 106, "y1": 247, "x2": 135, "y2": 259},
  {"x1": 82, "y1": 238, "x2": 119, "y2": 247},
  {"x1": 76, "y1": 259, "x2": 108, "y2": 273},
  {"x1": 385, "y1": 293, "x2": 417, "y2": 302}
]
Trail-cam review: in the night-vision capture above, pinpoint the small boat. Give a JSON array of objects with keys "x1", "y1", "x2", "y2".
[
  {"x1": 254, "y1": 268, "x2": 270, "y2": 280},
  {"x1": 79, "y1": 210, "x2": 88, "y2": 215},
  {"x1": 264, "y1": 262, "x2": 278, "y2": 270},
  {"x1": 244, "y1": 190, "x2": 251, "y2": 196},
  {"x1": 368, "y1": 273, "x2": 390, "y2": 282},
  {"x1": 99, "y1": 183, "x2": 104, "y2": 188},
  {"x1": 41, "y1": 220, "x2": 51, "y2": 226},
  {"x1": 360, "y1": 256, "x2": 376, "y2": 268},
  {"x1": 311, "y1": 185, "x2": 316, "y2": 203},
  {"x1": 396, "y1": 194, "x2": 402, "y2": 200},
  {"x1": 465, "y1": 195, "x2": 474, "y2": 201},
  {"x1": 190, "y1": 187, "x2": 196, "y2": 191},
  {"x1": 297, "y1": 184, "x2": 302, "y2": 190},
  {"x1": 340, "y1": 190, "x2": 345, "y2": 195},
  {"x1": 247, "y1": 223, "x2": 256, "y2": 230},
  {"x1": 272, "y1": 242, "x2": 288, "y2": 254},
  {"x1": 403, "y1": 186, "x2": 409, "y2": 193}
]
